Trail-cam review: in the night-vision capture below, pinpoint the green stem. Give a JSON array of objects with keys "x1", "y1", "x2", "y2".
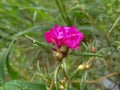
[
  {"x1": 54, "y1": 0, "x2": 67, "y2": 24},
  {"x1": 54, "y1": 0, "x2": 72, "y2": 26},
  {"x1": 65, "y1": 69, "x2": 79, "y2": 90},
  {"x1": 108, "y1": 14, "x2": 120, "y2": 36},
  {"x1": 77, "y1": 0, "x2": 96, "y2": 27},
  {"x1": 65, "y1": 81, "x2": 68, "y2": 90},
  {"x1": 54, "y1": 62, "x2": 61, "y2": 89},
  {"x1": 61, "y1": 0, "x2": 72, "y2": 26}
]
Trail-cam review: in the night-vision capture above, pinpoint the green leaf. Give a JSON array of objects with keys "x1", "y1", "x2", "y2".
[
  {"x1": 0, "y1": 39, "x2": 18, "y2": 82},
  {"x1": 69, "y1": 52, "x2": 102, "y2": 57},
  {"x1": 11, "y1": 24, "x2": 53, "y2": 38},
  {"x1": 82, "y1": 52, "x2": 102, "y2": 57},
  {"x1": 54, "y1": 63, "x2": 61, "y2": 89},
  {"x1": 25, "y1": 35, "x2": 50, "y2": 51},
  {"x1": 0, "y1": 87, "x2": 4, "y2": 90},
  {"x1": 6, "y1": 56, "x2": 19, "y2": 79},
  {"x1": 0, "y1": 40, "x2": 15, "y2": 80},
  {"x1": 4, "y1": 80, "x2": 47, "y2": 90},
  {"x1": 80, "y1": 71, "x2": 87, "y2": 90}
]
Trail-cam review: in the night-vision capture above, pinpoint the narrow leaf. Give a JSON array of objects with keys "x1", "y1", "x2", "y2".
[
  {"x1": 4, "y1": 80, "x2": 47, "y2": 90},
  {"x1": 0, "y1": 40, "x2": 15, "y2": 80}
]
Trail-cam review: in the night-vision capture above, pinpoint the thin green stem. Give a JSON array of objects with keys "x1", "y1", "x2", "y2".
[
  {"x1": 108, "y1": 14, "x2": 120, "y2": 36},
  {"x1": 54, "y1": 0, "x2": 72, "y2": 26},
  {"x1": 54, "y1": 0, "x2": 68, "y2": 24},
  {"x1": 61, "y1": 0, "x2": 72, "y2": 26},
  {"x1": 77, "y1": 0, "x2": 96, "y2": 27},
  {"x1": 54, "y1": 62, "x2": 61, "y2": 89},
  {"x1": 65, "y1": 81, "x2": 68, "y2": 90},
  {"x1": 65, "y1": 69, "x2": 79, "y2": 89}
]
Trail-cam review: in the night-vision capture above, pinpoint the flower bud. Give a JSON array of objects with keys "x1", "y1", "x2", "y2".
[
  {"x1": 78, "y1": 64, "x2": 85, "y2": 70},
  {"x1": 60, "y1": 85, "x2": 64, "y2": 90},
  {"x1": 59, "y1": 45, "x2": 69, "y2": 54},
  {"x1": 85, "y1": 64, "x2": 90, "y2": 69},
  {"x1": 91, "y1": 46, "x2": 96, "y2": 53},
  {"x1": 53, "y1": 51, "x2": 64, "y2": 61}
]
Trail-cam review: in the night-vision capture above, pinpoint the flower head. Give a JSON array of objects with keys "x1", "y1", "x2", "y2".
[{"x1": 44, "y1": 25, "x2": 84, "y2": 50}]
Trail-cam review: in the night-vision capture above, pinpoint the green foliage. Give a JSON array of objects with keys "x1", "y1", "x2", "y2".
[
  {"x1": 0, "y1": 80, "x2": 47, "y2": 90},
  {"x1": 0, "y1": 40, "x2": 18, "y2": 83},
  {"x1": 0, "y1": 0, "x2": 120, "y2": 90}
]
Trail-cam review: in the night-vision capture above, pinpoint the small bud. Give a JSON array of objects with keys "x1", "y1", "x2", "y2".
[
  {"x1": 60, "y1": 85, "x2": 64, "y2": 90},
  {"x1": 2, "y1": 48, "x2": 7, "y2": 52},
  {"x1": 59, "y1": 45, "x2": 69, "y2": 54},
  {"x1": 85, "y1": 64, "x2": 90, "y2": 69},
  {"x1": 78, "y1": 64, "x2": 85, "y2": 70},
  {"x1": 91, "y1": 46, "x2": 96, "y2": 53},
  {"x1": 53, "y1": 51, "x2": 64, "y2": 61}
]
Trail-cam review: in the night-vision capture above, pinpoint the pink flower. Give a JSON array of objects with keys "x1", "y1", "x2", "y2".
[{"x1": 44, "y1": 25, "x2": 84, "y2": 50}]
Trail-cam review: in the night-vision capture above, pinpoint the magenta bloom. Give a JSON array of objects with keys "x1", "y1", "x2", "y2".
[{"x1": 44, "y1": 25, "x2": 84, "y2": 50}]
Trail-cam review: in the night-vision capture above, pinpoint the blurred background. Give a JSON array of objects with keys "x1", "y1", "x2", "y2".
[{"x1": 0, "y1": 0, "x2": 120, "y2": 90}]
